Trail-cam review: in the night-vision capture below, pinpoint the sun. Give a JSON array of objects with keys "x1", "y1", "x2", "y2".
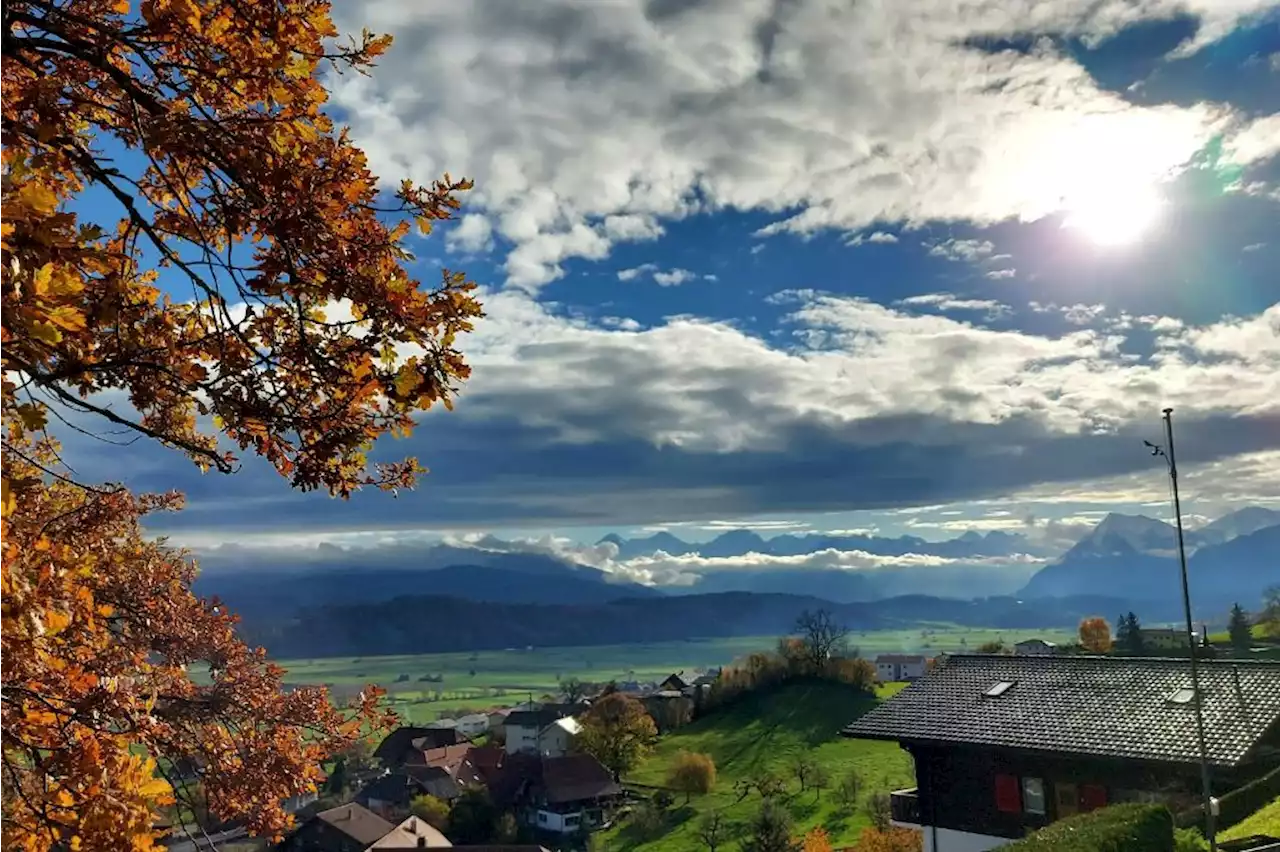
[{"x1": 1061, "y1": 183, "x2": 1165, "y2": 247}]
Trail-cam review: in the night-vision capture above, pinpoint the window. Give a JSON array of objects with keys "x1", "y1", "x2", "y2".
[
  {"x1": 1167, "y1": 687, "x2": 1196, "y2": 705},
  {"x1": 538, "y1": 812, "x2": 548, "y2": 824},
  {"x1": 984, "y1": 680, "x2": 1015, "y2": 697},
  {"x1": 564, "y1": 815, "x2": 581, "y2": 827},
  {"x1": 995, "y1": 774, "x2": 1021, "y2": 813},
  {"x1": 1022, "y1": 777, "x2": 1046, "y2": 815}
]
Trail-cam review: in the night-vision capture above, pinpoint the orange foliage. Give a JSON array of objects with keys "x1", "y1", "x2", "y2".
[
  {"x1": 1, "y1": 0, "x2": 480, "y2": 849},
  {"x1": 1079, "y1": 617, "x2": 1114, "y2": 653},
  {"x1": 800, "y1": 826, "x2": 834, "y2": 852},
  {"x1": 856, "y1": 826, "x2": 924, "y2": 852}
]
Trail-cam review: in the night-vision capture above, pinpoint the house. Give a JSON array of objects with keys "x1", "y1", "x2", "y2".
[
  {"x1": 374, "y1": 727, "x2": 466, "y2": 770},
  {"x1": 875, "y1": 654, "x2": 927, "y2": 681},
  {"x1": 355, "y1": 771, "x2": 460, "y2": 820},
  {"x1": 276, "y1": 802, "x2": 395, "y2": 852},
  {"x1": 486, "y1": 753, "x2": 623, "y2": 835},
  {"x1": 843, "y1": 655, "x2": 1280, "y2": 852},
  {"x1": 455, "y1": 714, "x2": 490, "y2": 738},
  {"x1": 503, "y1": 706, "x2": 581, "y2": 757},
  {"x1": 366, "y1": 815, "x2": 451, "y2": 849},
  {"x1": 487, "y1": 709, "x2": 512, "y2": 732},
  {"x1": 1013, "y1": 639, "x2": 1057, "y2": 656},
  {"x1": 1140, "y1": 627, "x2": 1191, "y2": 650},
  {"x1": 658, "y1": 672, "x2": 688, "y2": 692}
]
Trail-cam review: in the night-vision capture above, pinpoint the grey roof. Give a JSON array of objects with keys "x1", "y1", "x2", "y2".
[
  {"x1": 311, "y1": 803, "x2": 395, "y2": 846},
  {"x1": 842, "y1": 654, "x2": 1280, "y2": 768}
]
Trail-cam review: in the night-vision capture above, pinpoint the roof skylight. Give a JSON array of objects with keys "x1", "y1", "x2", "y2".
[
  {"x1": 1167, "y1": 687, "x2": 1196, "y2": 705},
  {"x1": 984, "y1": 680, "x2": 1015, "y2": 697}
]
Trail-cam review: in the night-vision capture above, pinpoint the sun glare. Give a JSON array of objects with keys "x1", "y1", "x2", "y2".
[{"x1": 1062, "y1": 184, "x2": 1165, "y2": 247}]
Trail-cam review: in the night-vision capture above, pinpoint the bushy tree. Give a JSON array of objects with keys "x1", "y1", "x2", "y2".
[
  {"x1": 1116, "y1": 612, "x2": 1145, "y2": 654},
  {"x1": 866, "y1": 791, "x2": 893, "y2": 830},
  {"x1": 448, "y1": 788, "x2": 498, "y2": 844},
  {"x1": 409, "y1": 794, "x2": 450, "y2": 830},
  {"x1": 1228, "y1": 604, "x2": 1253, "y2": 654},
  {"x1": 668, "y1": 751, "x2": 717, "y2": 803},
  {"x1": 856, "y1": 826, "x2": 924, "y2": 852},
  {"x1": 740, "y1": 799, "x2": 798, "y2": 852},
  {"x1": 577, "y1": 692, "x2": 658, "y2": 777},
  {"x1": 2, "y1": 0, "x2": 481, "y2": 848},
  {"x1": 834, "y1": 769, "x2": 861, "y2": 809},
  {"x1": 801, "y1": 826, "x2": 834, "y2": 852},
  {"x1": 1079, "y1": 617, "x2": 1114, "y2": 653},
  {"x1": 976, "y1": 640, "x2": 1006, "y2": 654}
]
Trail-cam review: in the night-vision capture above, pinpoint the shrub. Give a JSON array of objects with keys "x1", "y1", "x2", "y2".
[
  {"x1": 855, "y1": 826, "x2": 923, "y2": 852},
  {"x1": 668, "y1": 751, "x2": 717, "y2": 803},
  {"x1": 1003, "y1": 803, "x2": 1173, "y2": 851},
  {"x1": 865, "y1": 791, "x2": 892, "y2": 830},
  {"x1": 408, "y1": 794, "x2": 450, "y2": 830},
  {"x1": 1173, "y1": 827, "x2": 1209, "y2": 852},
  {"x1": 1178, "y1": 764, "x2": 1280, "y2": 832}
]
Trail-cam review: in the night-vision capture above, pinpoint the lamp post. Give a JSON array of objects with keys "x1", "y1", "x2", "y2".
[{"x1": 1146, "y1": 407, "x2": 1216, "y2": 851}]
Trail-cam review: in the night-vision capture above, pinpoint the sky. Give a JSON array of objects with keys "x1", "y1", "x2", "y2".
[{"x1": 56, "y1": 0, "x2": 1280, "y2": 560}]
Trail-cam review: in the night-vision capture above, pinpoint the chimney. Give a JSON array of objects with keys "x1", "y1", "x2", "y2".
[{"x1": 417, "y1": 838, "x2": 427, "y2": 849}]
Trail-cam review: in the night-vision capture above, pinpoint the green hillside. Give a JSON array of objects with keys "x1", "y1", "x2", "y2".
[
  {"x1": 600, "y1": 680, "x2": 913, "y2": 851},
  {"x1": 1221, "y1": 796, "x2": 1280, "y2": 842}
]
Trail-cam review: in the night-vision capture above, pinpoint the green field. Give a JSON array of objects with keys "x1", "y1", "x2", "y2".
[
  {"x1": 1222, "y1": 796, "x2": 1280, "y2": 842},
  {"x1": 276, "y1": 627, "x2": 1071, "y2": 722},
  {"x1": 599, "y1": 680, "x2": 913, "y2": 851}
]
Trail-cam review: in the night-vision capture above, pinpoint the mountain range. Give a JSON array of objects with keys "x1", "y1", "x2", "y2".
[{"x1": 598, "y1": 527, "x2": 1047, "y2": 560}]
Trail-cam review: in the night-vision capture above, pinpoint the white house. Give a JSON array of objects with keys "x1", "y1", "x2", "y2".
[
  {"x1": 504, "y1": 706, "x2": 581, "y2": 757},
  {"x1": 1014, "y1": 639, "x2": 1058, "y2": 656},
  {"x1": 875, "y1": 654, "x2": 927, "y2": 681},
  {"x1": 454, "y1": 713, "x2": 490, "y2": 738}
]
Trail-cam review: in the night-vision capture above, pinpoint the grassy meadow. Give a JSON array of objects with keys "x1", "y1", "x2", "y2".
[
  {"x1": 600, "y1": 680, "x2": 913, "y2": 851},
  {"x1": 1221, "y1": 796, "x2": 1280, "y2": 842},
  {"x1": 276, "y1": 627, "x2": 1073, "y2": 721}
]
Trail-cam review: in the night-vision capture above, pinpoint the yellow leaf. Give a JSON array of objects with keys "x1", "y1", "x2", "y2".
[
  {"x1": 31, "y1": 264, "x2": 54, "y2": 296},
  {"x1": 394, "y1": 364, "x2": 420, "y2": 398},
  {"x1": 30, "y1": 320, "x2": 61, "y2": 345},
  {"x1": 17, "y1": 404, "x2": 48, "y2": 433},
  {"x1": 18, "y1": 183, "x2": 58, "y2": 215},
  {"x1": 48, "y1": 305, "x2": 86, "y2": 332},
  {"x1": 1, "y1": 478, "x2": 14, "y2": 517},
  {"x1": 45, "y1": 610, "x2": 72, "y2": 635}
]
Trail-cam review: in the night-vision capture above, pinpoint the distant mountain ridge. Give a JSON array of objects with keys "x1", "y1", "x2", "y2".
[
  {"x1": 599, "y1": 527, "x2": 1046, "y2": 561},
  {"x1": 1019, "y1": 509, "x2": 1280, "y2": 612}
]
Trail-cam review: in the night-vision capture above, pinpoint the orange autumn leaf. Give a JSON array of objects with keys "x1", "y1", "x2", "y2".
[{"x1": 2, "y1": 0, "x2": 476, "y2": 849}]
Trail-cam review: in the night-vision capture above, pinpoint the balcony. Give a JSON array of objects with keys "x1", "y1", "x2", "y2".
[{"x1": 890, "y1": 787, "x2": 921, "y2": 826}]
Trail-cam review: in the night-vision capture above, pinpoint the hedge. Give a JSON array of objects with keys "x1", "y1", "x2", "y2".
[
  {"x1": 1002, "y1": 803, "x2": 1174, "y2": 852},
  {"x1": 1177, "y1": 765, "x2": 1280, "y2": 833}
]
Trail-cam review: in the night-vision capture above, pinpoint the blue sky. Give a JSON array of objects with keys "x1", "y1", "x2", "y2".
[{"x1": 56, "y1": 0, "x2": 1280, "y2": 563}]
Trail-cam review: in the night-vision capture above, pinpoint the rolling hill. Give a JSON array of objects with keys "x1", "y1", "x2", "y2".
[{"x1": 600, "y1": 680, "x2": 914, "y2": 851}]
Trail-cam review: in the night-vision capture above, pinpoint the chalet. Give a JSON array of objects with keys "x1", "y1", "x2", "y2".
[
  {"x1": 355, "y1": 771, "x2": 460, "y2": 820},
  {"x1": 875, "y1": 654, "x2": 927, "y2": 681},
  {"x1": 374, "y1": 727, "x2": 466, "y2": 770},
  {"x1": 486, "y1": 753, "x2": 624, "y2": 835},
  {"x1": 503, "y1": 707, "x2": 581, "y2": 757},
  {"x1": 366, "y1": 815, "x2": 451, "y2": 849},
  {"x1": 659, "y1": 672, "x2": 688, "y2": 691},
  {"x1": 276, "y1": 803, "x2": 395, "y2": 852},
  {"x1": 843, "y1": 655, "x2": 1280, "y2": 852},
  {"x1": 1013, "y1": 639, "x2": 1057, "y2": 656}
]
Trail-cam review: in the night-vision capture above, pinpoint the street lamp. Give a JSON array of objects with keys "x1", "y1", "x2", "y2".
[{"x1": 1145, "y1": 407, "x2": 1216, "y2": 851}]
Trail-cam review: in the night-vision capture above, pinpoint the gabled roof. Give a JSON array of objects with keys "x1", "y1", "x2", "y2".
[
  {"x1": 355, "y1": 772, "x2": 431, "y2": 808},
  {"x1": 843, "y1": 655, "x2": 1280, "y2": 768},
  {"x1": 367, "y1": 815, "x2": 451, "y2": 849},
  {"x1": 504, "y1": 704, "x2": 577, "y2": 730},
  {"x1": 659, "y1": 672, "x2": 688, "y2": 690},
  {"x1": 310, "y1": 803, "x2": 395, "y2": 846},
  {"x1": 539, "y1": 753, "x2": 622, "y2": 804},
  {"x1": 875, "y1": 654, "x2": 925, "y2": 664},
  {"x1": 374, "y1": 726, "x2": 463, "y2": 765}
]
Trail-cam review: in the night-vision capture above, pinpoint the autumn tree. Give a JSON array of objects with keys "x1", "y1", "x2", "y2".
[
  {"x1": 801, "y1": 826, "x2": 834, "y2": 852},
  {"x1": 576, "y1": 692, "x2": 658, "y2": 778},
  {"x1": 668, "y1": 751, "x2": 716, "y2": 803},
  {"x1": 409, "y1": 794, "x2": 450, "y2": 831},
  {"x1": 1, "y1": 0, "x2": 481, "y2": 848},
  {"x1": 1079, "y1": 617, "x2": 1114, "y2": 653},
  {"x1": 856, "y1": 826, "x2": 924, "y2": 852},
  {"x1": 1228, "y1": 604, "x2": 1253, "y2": 654},
  {"x1": 975, "y1": 639, "x2": 1006, "y2": 654},
  {"x1": 560, "y1": 676, "x2": 589, "y2": 704},
  {"x1": 794, "y1": 609, "x2": 849, "y2": 673}
]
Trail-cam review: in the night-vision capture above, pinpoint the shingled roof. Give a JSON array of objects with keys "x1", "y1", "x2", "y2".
[{"x1": 842, "y1": 655, "x2": 1280, "y2": 768}]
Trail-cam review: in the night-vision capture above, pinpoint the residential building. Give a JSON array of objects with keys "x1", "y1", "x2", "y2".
[
  {"x1": 1013, "y1": 639, "x2": 1057, "y2": 656},
  {"x1": 276, "y1": 803, "x2": 395, "y2": 852},
  {"x1": 875, "y1": 654, "x2": 927, "y2": 681},
  {"x1": 374, "y1": 727, "x2": 466, "y2": 770},
  {"x1": 486, "y1": 753, "x2": 623, "y2": 835},
  {"x1": 366, "y1": 815, "x2": 451, "y2": 849},
  {"x1": 355, "y1": 771, "x2": 460, "y2": 820},
  {"x1": 659, "y1": 672, "x2": 688, "y2": 691},
  {"x1": 503, "y1": 706, "x2": 581, "y2": 757},
  {"x1": 843, "y1": 655, "x2": 1280, "y2": 852},
  {"x1": 455, "y1": 714, "x2": 490, "y2": 738},
  {"x1": 1140, "y1": 627, "x2": 1191, "y2": 650},
  {"x1": 487, "y1": 708, "x2": 511, "y2": 733}
]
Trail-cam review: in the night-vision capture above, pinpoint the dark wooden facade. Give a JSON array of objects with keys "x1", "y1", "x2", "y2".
[{"x1": 902, "y1": 742, "x2": 1269, "y2": 841}]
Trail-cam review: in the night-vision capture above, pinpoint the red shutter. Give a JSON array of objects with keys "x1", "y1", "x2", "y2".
[
  {"x1": 995, "y1": 774, "x2": 1021, "y2": 813},
  {"x1": 1080, "y1": 784, "x2": 1108, "y2": 812}
]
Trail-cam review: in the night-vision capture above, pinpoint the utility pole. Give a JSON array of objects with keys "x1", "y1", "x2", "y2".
[{"x1": 1149, "y1": 408, "x2": 1217, "y2": 851}]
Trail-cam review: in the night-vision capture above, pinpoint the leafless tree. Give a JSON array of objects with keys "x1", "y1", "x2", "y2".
[
  {"x1": 696, "y1": 810, "x2": 729, "y2": 852},
  {"x1": 794, "y1": 609, "x2": 850, "y2": 671}
]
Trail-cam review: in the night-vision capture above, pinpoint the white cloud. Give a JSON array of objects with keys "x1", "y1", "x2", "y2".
[
  {"x1": 1243, "y1": 242, "x2": 1266, "y2": 252},
  {"x1": 848, "y1": 231, "x2": 900, "y2": 246},
  {"x1": 704, "y1": 273, "x2": 719, "y2": 282},
  {"x1": 1225, "y1": 113, "x2": 1280, "y2": 166},
  {"x1": 653, "y1": 268, "x2": 697, "y2": 286},
  {"x1": 985, "y1": 268, "x2": 1017, "y2": 280},
  {"x1": 1062, "y1": 303, "x2": 1107, "y2": 325},
  {"x1": 617, "y1": 263, "x2": 658, "y2": 282},
  {"x1": 929, "y1": 238, "x2": 995, "y2": 262},
  {"x1": 896, "y1": 292, "x2": 1011, "y2": 317},
  {"x1": 328, "y1": 0, "x2": 1252, "y2": 288},
  {"x1": 445, "y1": 213, "x2": 495, "y2": 253}
]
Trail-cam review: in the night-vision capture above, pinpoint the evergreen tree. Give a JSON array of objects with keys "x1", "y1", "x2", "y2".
[
  {"x1": 326, "y1": 757, "x2": 349, "y2": 796},
  {"x1": 1228, "y1": 604, "x2": 1253, "y2": 654},
  {"x1": 1118, "y1": 612, "x2": 1145, "y2": 654}
]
